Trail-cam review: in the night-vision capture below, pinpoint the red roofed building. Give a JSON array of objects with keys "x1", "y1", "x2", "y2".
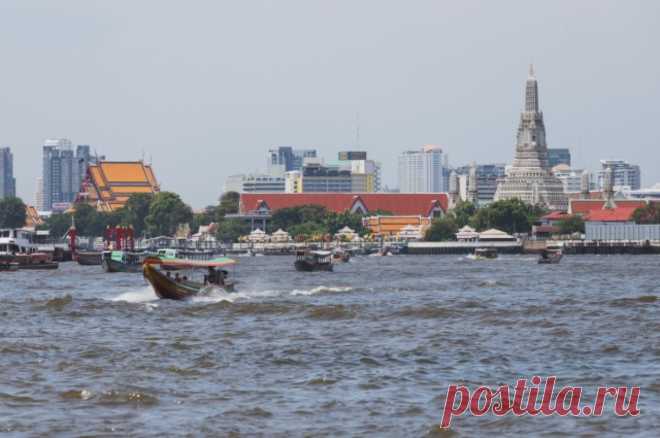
[
  {"x1": 583, "y1": 207, "x2": 639, "y2": 223},
  {"x1": 567, "y1": 199, "x2": 646, "y2": 223},
  {"x1": 239, "y1": 193, "x2": 448, "y2": 218},
  {"x1": 539, "y1": 211, "x2": 571, "y2": 225},
  {"x1": 569, "y1": 199, "x2": 645, "y2": 216}
]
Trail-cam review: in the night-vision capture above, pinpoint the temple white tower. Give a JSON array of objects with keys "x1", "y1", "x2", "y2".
[
  {"x1": 448, "y1": 170, "x2": 459, "y2": 209},
  {"x1": 494, "y1": 65, "x2": 567, "y2": 210}
]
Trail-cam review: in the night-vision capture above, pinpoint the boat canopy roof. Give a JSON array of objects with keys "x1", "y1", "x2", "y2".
[{"x1": 147, "y1": 257, "x2": 237, "y2": 269}]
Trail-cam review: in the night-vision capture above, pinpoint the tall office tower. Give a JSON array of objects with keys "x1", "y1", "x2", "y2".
[
  {"x1": 42, "y1": 138, "x2": 95, "y2": 210},
  {"x1": 397, "y1": 145, "x2": 446, "y2": 193},
  {"x1": 0, "y1": 147, "x2": 16, "y2": 199},
  {"x1": 494, "y1": 66, "x2": 567, "y2": 210}
]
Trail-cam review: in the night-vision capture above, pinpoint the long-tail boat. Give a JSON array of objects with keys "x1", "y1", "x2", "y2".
[{"x1": 143, "y1": 257, "x2": 237, "y2": 300}]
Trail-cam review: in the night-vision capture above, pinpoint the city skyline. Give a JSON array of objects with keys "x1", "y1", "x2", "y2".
[{"x1": 1, "y1": 1, "x2": 658, "y2": 207}]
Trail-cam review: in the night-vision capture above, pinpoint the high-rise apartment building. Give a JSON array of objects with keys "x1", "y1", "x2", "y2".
[
  {"x1": 597, "y1": 160, "x2": 641, "y2": 191},
  {"x1": 0, "y1": 147, "x2": 16, "y2": 199},
  {"x1": 41, "y1": 139, "x2": 93, "y2": 210},
  {"x1": 455, "y1": 163, "x2": 506, "y2": 204},
  {"x1": 398, "y1": 145, "x2": 447, "y2": 193}
]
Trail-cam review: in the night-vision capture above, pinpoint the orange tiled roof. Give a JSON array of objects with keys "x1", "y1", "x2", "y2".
[
  {"x1": 80, "y1": 161, "x2": 160, "y2": 211},
  {"x1": 240, "y1": 193, "x2": 448, "y2": 217},
  {"x1": 364, "y1": 215, "x2": 431, "y2": 235}
]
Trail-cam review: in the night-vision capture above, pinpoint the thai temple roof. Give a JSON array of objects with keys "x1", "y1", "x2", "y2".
[
  {"x1": 24, "y1": 205, "x2": 44, "y2": 228},
  {"x1": 79, "y1": 161, "x2": 160, "y2": 211}
]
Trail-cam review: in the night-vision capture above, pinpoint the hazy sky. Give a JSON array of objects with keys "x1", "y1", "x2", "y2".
[{"x1": 1, "y1": 1, "x2": 658, "y2": 208}]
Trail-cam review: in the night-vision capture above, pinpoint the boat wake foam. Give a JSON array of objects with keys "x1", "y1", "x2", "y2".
[
  {"x1": 111, "y1": 287, "x2": 159, "y2": 303},
  {"x1": 291, "y1": 286, "x2": 354, "y2": 296}
]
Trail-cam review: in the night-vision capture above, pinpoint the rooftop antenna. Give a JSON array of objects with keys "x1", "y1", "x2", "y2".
[{"x1": 355, "y1": 112, "x2": 361, "y2": 147}]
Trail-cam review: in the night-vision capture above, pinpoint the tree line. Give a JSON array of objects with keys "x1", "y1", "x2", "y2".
[{"x1": 424, "y1": 198, "x2": 589, "y2": 241}]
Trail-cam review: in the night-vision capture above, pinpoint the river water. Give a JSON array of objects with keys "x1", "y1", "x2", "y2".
[{"x1": 1, "y1": 255, "x2": 658, "y2": 436}]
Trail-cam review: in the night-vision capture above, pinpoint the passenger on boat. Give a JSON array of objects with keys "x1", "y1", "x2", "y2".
[{"x1": 175, "y1": 273, "x2": 181, "y2": 282}]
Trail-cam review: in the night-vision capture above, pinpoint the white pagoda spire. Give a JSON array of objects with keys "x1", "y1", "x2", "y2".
[{"x1": 525, "y1": 64, "x2": 539, "y2": 113}]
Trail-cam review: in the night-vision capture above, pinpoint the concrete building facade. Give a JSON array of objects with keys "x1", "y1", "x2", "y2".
[
  {"x1": 224, "y1": 174, "x2": 285, "y2": 193},
  {"x1": 398, "y1": 145, "x2": 447, "y2": 193}
]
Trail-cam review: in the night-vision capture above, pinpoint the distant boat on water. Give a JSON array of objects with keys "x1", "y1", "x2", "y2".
[
  {"x1": 538, "y1": 248, "x2": 563, "y2": 264},
  {"x1": 470, "y1": 248, "x2": 498, "y2": 260},
  {"x1": 295, "y1": 249, "x2": 333, "y2": 272}
]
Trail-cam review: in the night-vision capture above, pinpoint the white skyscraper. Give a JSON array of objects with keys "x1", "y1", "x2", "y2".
[{"x1": 397, "y1": 145, "x2": 446, "y2": 193}]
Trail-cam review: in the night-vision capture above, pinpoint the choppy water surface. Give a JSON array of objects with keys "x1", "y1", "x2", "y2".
[{"x1": 1, "y1": 255, "x2": 659, "y2": 436}]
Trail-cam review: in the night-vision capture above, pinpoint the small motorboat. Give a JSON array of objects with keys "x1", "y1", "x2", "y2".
[
  {"x1": 332, "y1": 249, "x2": 351, "y2": 263},
  {"x1": 538, "y1": 248, "x2": 563, "y2": 264},
  {"x1": 295, "y1": 250, "x2": 333, "y2": 272},
  {"x1": 370, "y1": 247, "x2": 393, "y2": 257},
  {"x1": 143, "y1": 257, "x2": 237, "y2": 300},
  {"x1": 471, "y1": 248, "x2": 498, "y2": 260},
  {"x1": 76, "y1": 250, "x2": 103, "y2": 266}
]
